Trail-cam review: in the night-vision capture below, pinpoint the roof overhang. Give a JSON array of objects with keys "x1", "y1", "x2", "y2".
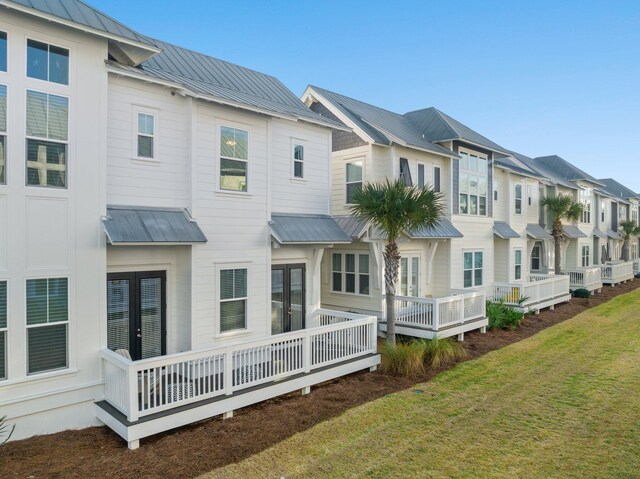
[
  {"x1": 593, "y1": 228, "x2": 608, "y2": 239},
  {"x1": 493, "y1": 222, "x2": 521, "y2": 239},
  {"x1": 562, "y1": 225, "x2": 588, "y2": 239},
  {"x1": 269, "y1": 214, "x2": 352, "y2": 246},
  {"x1": 407, "y1": 219, "x2": 463, "y2": 239},
  {"x1": 606, "y1": 229, "x2": 622, "y2": 240},
  {"x1": 526, "y1": 224, "x2": 553, "y2": 240}
]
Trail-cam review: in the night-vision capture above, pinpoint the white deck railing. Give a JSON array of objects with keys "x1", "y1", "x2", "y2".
[
  {"x1": 561, "y1": 267, "x2": 603, "y2": 292},
  {"x1": 601, "y1": 261, "x2": 634, "y2": 284},
  {"x1": 491, "y1": 274, "x2": 570, "y2": 310},
  {"x1": 102, "y1": 311, "x2": 377, "y2": 422},
  {"x1": 308, "y1": 308, "x2": 371, "y2": 327},
  {"x1": 388, "y1": 291, "x2": 486, "y2": 331}
]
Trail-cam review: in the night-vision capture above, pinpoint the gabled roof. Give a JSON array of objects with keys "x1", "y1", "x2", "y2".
[
  {"x1": 305, "y1": 86, "x2": 457, "y2": 158},
  {"x1": 533, "y1": 155, "x2": 603, "y2": 186},
  {"x1": 404, "y1": 107, "x2": 511, "y2": 155},
  {"x1": 269, "y1": 214, "x2": 351, "y2": 245},
  {"x1": 515, "y1": 154, "x2": 579, "y2": 190},
  {"x1": 598, "y1": 178, "x2": 640, "y2": 201}
]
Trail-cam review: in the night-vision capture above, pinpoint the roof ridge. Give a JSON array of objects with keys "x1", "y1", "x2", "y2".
[{"x1": 309, "y1": 85, "x2": 405, "y2": 118}]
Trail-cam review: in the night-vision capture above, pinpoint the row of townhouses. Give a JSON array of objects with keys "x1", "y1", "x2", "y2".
[{"x1": 1, "y1": 0, "x2": 637, "y2": 448}]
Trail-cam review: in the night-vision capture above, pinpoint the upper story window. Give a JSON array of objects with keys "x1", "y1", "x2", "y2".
[
  {"x1": 601, "y1": 201, "x2": 606, "y2": 223},
  {"x1": 494, "y1": 181, "x2": 499, "y2": 202},
  {"x1": 26, "y1": 90, "x2": 68, "y2": 188},
  {"x1": 220, "y1": 126, "x2": 248, "y2": 192},
  {"x1": 293, "y1": 143, "x2": 304, "y2": 179},
  {"x1": 459, "y1": 151, "x2": 487, "y2": 215},
  {"x1": 514, "y1": 249, "x2": 522, "y2": 280},
  {"x1": 345, "y1": 160, "x2": 363, "y2": 204},
  {"x1": 579, "y1": 188, "x2": 592, "y2": 223},
  {"x1": 581, "y1": 245, "x2": 590, "y2": 267},
  {"x1": 0, "y1": 84, "x2": 6, "y2": 185},
  {"x1": 514, "y1": 184, "x2": 523, "y2": 214},
  {"x1": 418, "y1": 163, "x2": 425, "y2": 188},
  {"x1": 433, "y1": 166, "x2": 441, "y2": 192},
  {"x1": 27, "y1": 39, "x2": 69, "y2": 85},
  {"x1": 0, "y1": 280, "x2": 6, "y2": 380},
  {"x1": 527, "y1": 185, "x2": 533, "y2": 206},
  {"x1": 0, "y1": 32, "x2": 7, "y2": 72},
  {"x1": 632, "y1": 207, "x2": 638, "y2": 224},
  {"x1": 219, "y1": 268, "x2": 247, "y2": 333},
  {"x1": 136, "y1": 112, "x2": 155, "y2": 159},
  {"x1": 332, "y1": 252, "x2": 370, "y2": 295},
  {"x1": 463, "y1": 251, "x2": 483, "y2": 288}
]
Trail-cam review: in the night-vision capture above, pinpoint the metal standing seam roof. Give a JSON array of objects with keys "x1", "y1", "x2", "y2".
[
  {"x1": 562, "y1": 225, "x2": 588, "y2": 239},
  {"x1": 493, "y1": 222, "x2": 521, "y2": 239},
  {"x1": 533, "y1": 155, "x2": 603, "y2": 186},
  {"x1": 593, "y1": 228, "x2": 608, "y2": 239},
  {"x1": 598, "y1": 178, "x2": 640, "y2": 201},
  {"x1": 606, "y1": 229, "x2": 622, "y2": 240},
  {"x1": 408, "y1": 219, "x2": 463, "y2": 239},
  {"x1": 494, "y1": 155, "x2": 542, "y2": 179},
  {"x1": 103, "y1": 206, "x2": 207, "y2": 244},
  {"x1": 270, "y1": 214, "x2": 352, "y2": 244},
  {"x1": 526, "y1": 224, "x2": 553, "y2": 239},
  {"x1": 333, "y1": 215, "x2": 369, "y2": 239}
]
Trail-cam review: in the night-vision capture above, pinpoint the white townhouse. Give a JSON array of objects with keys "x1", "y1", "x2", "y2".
[
  {"x1": 0, "y1": 0, "x2": 380, "y2": 449},
  {"x1": 300, "y1": 86, "x2": 521, "y2": 339}
]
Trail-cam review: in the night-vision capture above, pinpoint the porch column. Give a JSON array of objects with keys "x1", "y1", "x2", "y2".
[{"x1": 310, "y1": 248, "x2": 324, "y2": 309}]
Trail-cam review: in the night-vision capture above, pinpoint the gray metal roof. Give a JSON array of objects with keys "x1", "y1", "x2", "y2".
[
  {"x1": 307, "y1": 86, "x2": 457, "y2": 157},
  {"x1": 562, "y1": 225, "x2": 588, "y2": 239},
  {"x1": 408, "y1": 219, "x2": 463, "y2": 239},
  {"x1": 598, "y1": 178, "x2": 640, "y2": 201},
  {"x1": 526, "y1": 224, "x2": 553, "y2": 239},
  {"x1": 533, "y1": 156, "x2": 602, "y2": 186},
  {"x1": 270, "y1": 213, "x2": 351, "y2": 244},
  {"x1": 593, "y1": 228, "x2": 607, "y2": 239},
  {"x1": 494, "y1": 222, "x2": 521, "y2": 239},
  {"x1": 103, "y1": 206, "x2": 207, "y2": 244},
  {"x1": 515, "y1": 155, "x2": 578, "y2": 190},
  {"x1": 606, "y1": 229, "x2": 622, "y2": 240},
  {"x1": 404, "y1": 107, "x2": 511, "y2": 155},
  {"x1": 333, "y1": 215, "x2": 368, "y2": 239},
  {"x1": 2, "y1": 0, "x2": 156, "y2": 48},
  {"x1": 495, "y1": 154, "x2": 541, "y2": 179}
]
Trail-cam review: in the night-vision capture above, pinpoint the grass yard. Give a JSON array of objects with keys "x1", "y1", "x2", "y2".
[{"x1": 204, "y1": 289, "x2": 640, "y2": 479}]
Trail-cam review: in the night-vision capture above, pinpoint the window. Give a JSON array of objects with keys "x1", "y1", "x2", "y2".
[
  {"x1": 463, "y1": 251, "x2": 483, "y2": 288},
  {"x1": 579, "y1": 188, "x2": 592, "y2": 223},
  {"x1": 494, "y1": 182, "x2": 499, "y2": 202},
  {"x1": 601, "y1": 201, "x2": 606, "y2": 223},
  {"x1": 531, "y1": 244, "x2": 541, "y2": 271},
  {"x1": 293, "y1": 143, "x2": 304, "y2": 179},
  {"x1": 0, "y1": 32, "x2": 6, "y2": 72},
  {"x1": 220, "y1": 126, "x2": 248, "y2": 192},
  {"x1": 219, "y1": 268, "x2": 247, "y2": 332},
  {"x1": 0, "y1": 84, "x2": 5, "y2": 184},
  {"x1": 0, "y1": 281, "x2": 6, "y2": 380},
  {"x1": 26, "y1": 278, "x2": 68, "y2": 374},
  {"x1": 433, "y1": 166, "x2": 441, "y2": 192},
  {"x1": 632, "y1": 207, "x2": 638, "y2": 224},
  {"x1": 459, "y1": 151, "x2": 488, "y2": 215},
  {"x1": 633, "y1": 243, "x2": 638, "y2": 260},
  {"x1": 581, "y1": 245, "x2": 590, "y2": 267},
  {"x1": 418, "y1": 163, "x2": 425, "y2": 188},
  {"x1": 26, "y1": 90, "x2": 68, "y2": 188},
  {"x1": 332, "y1": 253, "x2": 369, "y2": 295},
  {"x1": 27, "y1": 39, "x2": 69, "y2": 85},
  {"x1": 136, "y1": 113, "x2": 155, "y2": 159},
  {"x1": 514, "y1": 249, "x2": 522, "y2": 280},
  {"x1": 527, "y1": 185, "x2": 533, "y2": 206},
  {"x1": 345, "y1": 160, "x2": 363, "y2": 204},
  {"x1": 515, "y1": 184, "x2": 522, "y2": 214}
]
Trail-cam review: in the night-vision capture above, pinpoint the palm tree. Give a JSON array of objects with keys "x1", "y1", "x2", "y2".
[
  {"x1": 540, "y1": 194, "x2": 583, "y2": 274},
  {"x1": 619, "y1": 220, "x2": 640, "y2": 261},
  {"x1": 350, "y1": 179, "x2": 444, "y2": 346}
]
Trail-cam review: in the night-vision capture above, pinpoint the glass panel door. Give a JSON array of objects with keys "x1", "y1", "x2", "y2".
[
  {"x1": 399, "y1": 256, "x2": 420, "y2": 297},
  {"x1": 107, "y1": 278, "x2": 130, "y2": 353},
  {"x1": 290, "y1": 267, "x2": 304, "y2": 331},
  {"x1": 271, "y1": 268, "x2": 285, "y2": 335},
  {"x1": 140, "y1": 277, "x2": 162, "y2": 359},
  {"x1": 271, "y1": 264, "x2": 306, "y2": 334}
]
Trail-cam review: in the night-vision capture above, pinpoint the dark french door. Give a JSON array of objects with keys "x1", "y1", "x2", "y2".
[
  {"x1": 107, "y1": 271, "x2": 166, "y2": 361},
  {"x1": 271, "y1": 264, "x2": 305, "y2": 335}
]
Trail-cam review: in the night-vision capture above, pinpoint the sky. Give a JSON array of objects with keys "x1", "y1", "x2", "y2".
[{"x1": 92, "y1": 0, "x2": 640, "y2": 192}]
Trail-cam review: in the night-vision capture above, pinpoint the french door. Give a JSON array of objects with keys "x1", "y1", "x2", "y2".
[
  {"x1": 271, "y1": 264, "x2": 305, "y2": 335},
  {"x1": 399, "y1": 255, "x2": 420, "y2": 297},
  {"x1": 107, "y1": 271, "x2": 166, "y2": 361}
]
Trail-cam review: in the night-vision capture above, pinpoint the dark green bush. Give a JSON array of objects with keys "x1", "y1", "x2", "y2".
[
  {"x1": 572, "y1": 288, "x2": 591, "y2": 298},
  {"x1": 487, "y1": 300, "x2": 525, "y2": 330}
]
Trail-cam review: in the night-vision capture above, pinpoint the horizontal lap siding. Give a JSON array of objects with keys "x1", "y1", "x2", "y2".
[
  {"x1": 449, "y1": 216, "x2": 494, "y2": 291},
  {"x1": 331, "y1": 146, "x2": 370, "y2": 215}
]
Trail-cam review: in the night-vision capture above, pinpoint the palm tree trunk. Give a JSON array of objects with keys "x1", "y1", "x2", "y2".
[
  {"x1": 554, "y1": 237, "x2": 562, "y2": 274},
  {"x1": 622, "y1": 239, "x2": 630, "y2": 261},
  {"x1": 383, "y1": 241, "x2": 400, "y2": 347}
]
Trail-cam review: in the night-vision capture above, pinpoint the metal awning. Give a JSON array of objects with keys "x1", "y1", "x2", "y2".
[
  {"x1": 562, "y1": 225, "x2": 588, "y2": 239},
  {"x1": 606, "y1": 229, "x2": 622, "y2": 240},
  {"x1": 593, "y1": 228, "x2": 608, "y2": 239},
  {"x1": 333, "y1": 215, "x2": 368, "y2": 239},
  {"x1": 526, "y1": 224, "x2": 552, "y2": 240},
  {"x1": 103, "y1": 206, "x2": 207, "y2": 245},
  {"x1": 408, "y1": 219, "x2": 463, "y2": 239},
  {"x1": 493, "y1": 221, "x2": 521, "y2": 239},
  {"x1": 270, "y1": 213, "x2": 351, "y2": 245}
]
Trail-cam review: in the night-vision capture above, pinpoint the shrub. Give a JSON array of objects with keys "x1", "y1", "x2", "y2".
[
  {"x1": 487, "y1": 300, "x2": 525, "y2": 330},
  {"x1": 0, "y1": 415, "x2": 14, "y2": 445},
  {"x1": 635, "y1": 273, "x2": 640, "y2": 279},
  {"x1": 380, "y1": 340, "x2": 427, "y2": 377},
  {"x1": 423, "y1": 338, "x2": 468, "y2": 368},
  {"x1": 572, "y1": 288, "x2": 591, "y2": 298}
]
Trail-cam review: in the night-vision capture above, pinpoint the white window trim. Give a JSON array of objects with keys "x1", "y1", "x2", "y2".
[
  {"x1": 0, "y1": 279, "x2": 7, "y2": 381},
  {"x1": 581, "y1": 245, "x2": 590, "y2": 267},
  {"x1": 0, "y1": 82, "x2": 6, "y2": 186},
  {"x1": 417, "y1": 162, "x2": 426, "y2": 189},
  {"x1": 215, "y1": 263, "x2": 252, "y2": 338},
  {"x1": 463, "y1": 250, "x2": 484, "y2": 289},
  {"x1": 514, "y1": 248, "x2": 523, "y2": 281},
  {"x1": 24, "y1": 276, "x2": 70, "y2": 377},
  {"x1": 216, "y1": 120, "x2": 252, "y2": 196},
  {"x1": 291, "y1": 139, "x2": 306, "y2": 181},
  {"x1": 345, "y1": 158, "x2": 364, "y2": 206},
  {"x1": 433, "y1": 164, "x2": 441, "y2": 193},
  {"x1": 0, "y1": 30, "x2": 8, "y2": 75},
  {"x1": 25, "y1": 36, "x2": 72, "y2": 88},
  {"x1": 458, "y1": 149, "x2": 488, "y2": 216},
  {"x1": 132, "y1": 109, "x2": 158, "y2": 162},
  {"x1": 514, "y1": 183, "x2": 523, "y2": 215},
  {"x1": 531, "y1": 244, "x2": 542, "y2": 272},
  {"x1": 579, "y1": 187, "x2": 592, "y2": 224},
  {"x1": 331, "y1": 252, "x2": 371, "y2": 297}
]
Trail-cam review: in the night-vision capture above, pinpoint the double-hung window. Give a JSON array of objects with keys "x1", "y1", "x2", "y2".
[
  {"x1": 514, "y1": 184, "x2": 523, "y2": 214},
  {"x1": 0, "y1": 84, "x2": 6, "y2": 184},
  {"x1": 0, "y1": 31, "x2": 6, "y2": 72},
  {"x1": 26, "y1": 278, "x2": 68, "y2": 374},
  {"x1": 633, "y1": 243, "x2": 638, "y2": 260},
  {"x1": 293, "y1": 143, "x2": 304, "y2": 179},
  {"x1": 345, "y1": 160, "x2": 363, "y2": 204},
  {"x1": 514, "y1": 249, "x2": 522, "y2": 280},
  {"x1": 26, "y1": 90, "x2": 68, "y2": 188},
  {"x1": 459, "y1": 151, "x2": 488, "y2": 215},
  {"x1": 463, "y1": 251, "x2": 483, "y2": 288},
  {"x1": 136, "y1": 112, "x2": 155, "y2": 159},
  {"x1": 579, "y1": 188, "x2": 592, "y2": 223},
  {"x1": 27, "y1": 39, "x2": 69, "y2": 85},
  {"x1": 581, "y1": 245, "x2": 590, "y2": 267},
  {"x1": 332, "y1": 253, "x2": 370, "y2": 295},
  {"x1": 219, "y1": 268, "x2": 247, "y2": 332},
  {"x1": 220, "y1": 126, "x2": 248, "y2": 192},
  {"x1": 531, "y1": 244, "x2": 541, "y2": 271},
  {"x1": 0, "y1": 281, "x2": 6, "y2": 380}
]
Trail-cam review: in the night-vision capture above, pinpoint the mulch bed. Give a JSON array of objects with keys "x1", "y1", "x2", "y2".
[{"x1": 2, "y1": 280, "x2": 638, "y2": 479}]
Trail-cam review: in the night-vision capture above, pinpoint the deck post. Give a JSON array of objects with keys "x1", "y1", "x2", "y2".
[
  {"x1": 457, "y1": 332, "x2": 464, "y2": 342},
  {"x1": 127, "y1": 363, "x2": 139, "y2": 422},
  {"x1": 480, "y1": 326, "x2": 487, "y2": 334},
  {"x1": 224, "y1": 346, "x2": 234, "y2": 396},
  {"x1": 301, "y1": 386, "x2": 311, "y2": 395},
  {"x1": 128, "y1": 439, "x2": 140, "y2": 450},
  {"x1": 369, "y1": 365, "x2": 378, "y2": 372},
  {"x1": 304, "y1": 330, "x2": 312, "y2": 374}
]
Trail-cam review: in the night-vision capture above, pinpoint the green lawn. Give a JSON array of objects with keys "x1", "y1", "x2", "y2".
[{"x1": 203, "y1": 290, "x2": 640, "y2": 479}]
